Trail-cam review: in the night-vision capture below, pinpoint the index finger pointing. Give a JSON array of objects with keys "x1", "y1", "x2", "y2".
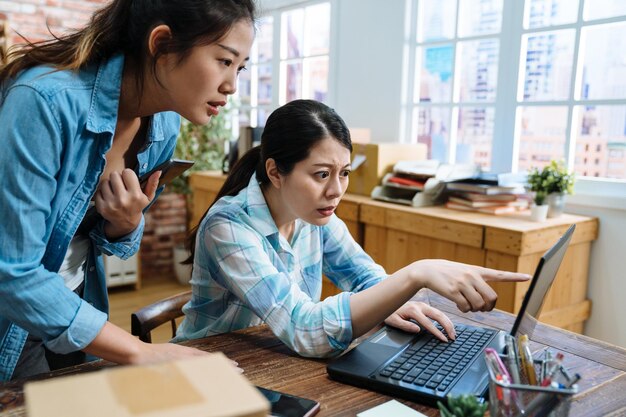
[{"x1": 479, "y1": 268, "x2": 532, "y2": 282}]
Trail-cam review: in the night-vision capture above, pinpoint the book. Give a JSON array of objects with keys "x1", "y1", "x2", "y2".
[
  {"x1": 448, "y1": 196, "x2": 529, "y2": 209},
  {"x1": 448, "y1": 196, "x2": 511, "y2": 208},
  {"x1": 452, "y1": 191, "x2": 519, "y2": 202},
  {"x1": 445, "y1": 201, "x2": 520, "y2": 215},
  {"x1": 446, "y1": 180, "x2": 524, "y2": 195}
]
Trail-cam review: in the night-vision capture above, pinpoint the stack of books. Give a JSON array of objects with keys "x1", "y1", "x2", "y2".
[
  {"x1": 444, "y1": 178, "x2": 529, "y2": 215},
  {"x1": 370, "y1": 160, "x2": 441, "y2": 206}
]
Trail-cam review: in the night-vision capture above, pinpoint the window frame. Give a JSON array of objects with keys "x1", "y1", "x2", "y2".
[
  {"x1": 236, "y1": 0, "x2": 334, "y2": 128},
  {"x1": 403, "y1": 0, "x2": 626, "y2": 207}
]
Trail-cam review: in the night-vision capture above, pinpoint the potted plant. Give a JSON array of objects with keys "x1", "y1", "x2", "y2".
[
  {"x1": 526, "y1": 160, "x2": 575, "y2": 221},
  {"x1": 169, "y1": 106, "x2": 234, "y2": 284},
  {"x1": 438, "y1": 394, "x2": 488, "y2": 417}
]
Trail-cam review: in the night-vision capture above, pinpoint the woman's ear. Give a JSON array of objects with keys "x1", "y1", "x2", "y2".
[
  {"x1": 266, "y1": 158, "x2": 282, "y2": 189},
  {"x1": 147, "y1": 24, "x2": 173, "y2": 57}
]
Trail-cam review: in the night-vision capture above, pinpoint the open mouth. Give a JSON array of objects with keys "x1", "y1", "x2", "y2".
[{"x1": 317, "y1": 206, "x2": 335, "y2": 217}]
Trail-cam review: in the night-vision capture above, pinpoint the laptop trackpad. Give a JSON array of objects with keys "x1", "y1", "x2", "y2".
[{"x1": 369, "y1": 327, "x2": 416, "y2": 348}]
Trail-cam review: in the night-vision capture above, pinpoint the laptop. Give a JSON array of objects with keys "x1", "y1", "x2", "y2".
[{"x1": 327, "y1": 224, "x2": 575, "y2": 406}]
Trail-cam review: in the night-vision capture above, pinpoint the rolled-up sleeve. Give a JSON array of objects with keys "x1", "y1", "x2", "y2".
[{"x1": 90, "y1": 215, "x2": 145, "y2": 259}]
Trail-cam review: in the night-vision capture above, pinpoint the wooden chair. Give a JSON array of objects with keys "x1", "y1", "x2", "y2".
[{"x1": 130, "y1": 290, "x2": 192, "y2": 343}]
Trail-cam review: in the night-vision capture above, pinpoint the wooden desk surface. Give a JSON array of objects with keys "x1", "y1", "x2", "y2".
[{"x1": 2, "y1": 292, "x2": 625, "y2": 417}]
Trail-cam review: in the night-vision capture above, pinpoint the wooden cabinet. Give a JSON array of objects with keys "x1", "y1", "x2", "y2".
[
  {"x1": 189, "y1": 172, "x2": 598, "y2": 333},
  {"x1": 359, "y1": 201, "x2": 598, "y2": 333}
]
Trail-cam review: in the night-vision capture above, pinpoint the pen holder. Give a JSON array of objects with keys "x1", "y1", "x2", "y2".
[{"x1": 487, "y1": 358, "x2": 577, "y2": 417}]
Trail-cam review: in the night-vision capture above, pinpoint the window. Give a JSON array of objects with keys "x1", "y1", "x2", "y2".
[
  {"x1": 405, "y1": 0, "x2": 626, "y2": 181},
  {"x1": 235, "y1": 1, "x2": 331, "y2": 128}
]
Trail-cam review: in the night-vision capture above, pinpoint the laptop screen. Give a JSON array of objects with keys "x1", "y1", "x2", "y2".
[{"x1": 510, "y1": 224, "x2": 575, "y2": 339}]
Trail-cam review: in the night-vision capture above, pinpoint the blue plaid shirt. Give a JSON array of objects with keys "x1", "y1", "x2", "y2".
[{"x1": 174, "y1": 174, "x2": 387, "y2": 357}]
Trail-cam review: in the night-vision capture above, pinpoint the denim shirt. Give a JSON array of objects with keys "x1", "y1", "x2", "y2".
[{"x1": 0, "y1": 54, "x2": 180, "y2": 381}]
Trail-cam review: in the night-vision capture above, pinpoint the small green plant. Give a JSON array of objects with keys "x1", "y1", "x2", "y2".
[
  {"x1": 437, "y1": 394, "x2": 488, "y2": 417},
  {"x1": 526, "y1": 160, "x2": 575, "y2": 206},
  {"x1": 169, "y1": 105, "x2": 234, "y2": 195}
]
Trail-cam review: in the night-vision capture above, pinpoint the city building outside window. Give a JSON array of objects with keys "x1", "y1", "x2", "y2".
[
  {"x1": 236, "y1": 1, "x2": 331, "y2": 128},
  {"x1": 405, "y1": 0, "x2": 626, "y2": 182}
]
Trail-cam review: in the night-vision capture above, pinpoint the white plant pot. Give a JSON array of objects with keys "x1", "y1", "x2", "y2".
[
  {"x1": 547, "y1": 192, "x2": 565, "y2": 218},
  {"x1": 173, "y1": 245, "x2": 192, "y2": 285},
  {"x1": 530, "y1": 204, "x2": 549, "y2": 222}
]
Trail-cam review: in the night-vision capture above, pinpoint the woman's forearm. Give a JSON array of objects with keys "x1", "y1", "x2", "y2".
[
  {"x1": 83, "y1": 321, "x2": 144, "y2": 364},
  {"x1": 348, "y1": 264, "x2": 422, "y2": 337}
]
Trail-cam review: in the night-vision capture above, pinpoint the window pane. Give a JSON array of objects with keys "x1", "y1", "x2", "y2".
[
  {"x1": 574, "y1": 105, "x2": 626, "y2": 179},
  {"x1": 416, "y1": 45, "x2": 454, "y2": 103},
  {"x1": 457, "y1": 107, "x2": 495, "y2": 169},
  {"x1": 457, "y1": 39, "x2": 499, "y2": 102},
  {"x1": 584, "y1": 0, "x2": 626, "y2": 20},
  {"x1": 524, "y1": 0, "x2": 579, "y2": 29},
  {"x1": 304, "y1": 3, "x2": 330, "y2": 56},
  {"x1": 517, "y1": 106, "x2": 567, "y2": 172},
  {"x1": 257, "y1": 64, "x2": 272, "y2": 105},
  {"x1": 417, "y1": 0, "x2": 457, "y2": 42},
  {"x1": 238, "y1": 108, "x2": 252, "y2": 127},
  {"x1": 257, "y1": 16, "x2": 273, "y2": 62},
  {"x1": 258, "y1": 107, "x2": 271, "y2": 127},
  {"x1": 579, "y1": 23, "x2": 626, "y2": 100},
  {"x1": 281, "y1": 61, "x2": 302, "y2": 104},
  {"x1": 458, "y1": 0, "x2": 503, "y2": 38},
  {"x1": 521, "y1": 30, "x2": 575, "y2": 101},
  {"x1": 238, "y1": 65, "x2": 252, "y2": 106},
  {"x1": 304, "y1": 57, "x2": 328, "y2": 102},
  {"x1": 414, "y1": 107, "x2": 451, "y2": 162},
  {"x1": 281, "y1": 9, "x2": 304, "y2": 59}
]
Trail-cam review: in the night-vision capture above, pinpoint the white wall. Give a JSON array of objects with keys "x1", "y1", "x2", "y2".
[
  {"x1": 566, "y1": 197, "x2": 626, "y2": 348},
  {"x1": 332, "y1": 0, "x2": 407, "y2": 142},
  {"x1": 259, "y1": 0, "x2": 626, "y2": 348}
]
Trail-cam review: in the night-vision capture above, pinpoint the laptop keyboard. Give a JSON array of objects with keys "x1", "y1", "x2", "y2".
[{"x1": 377, "y1": 325, "x2": 496, "y2": 392}]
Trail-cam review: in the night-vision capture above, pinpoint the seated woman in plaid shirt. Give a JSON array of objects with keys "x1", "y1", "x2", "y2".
[{"x1": 174, "y1": 99, "x2": 530, "y2": 357}]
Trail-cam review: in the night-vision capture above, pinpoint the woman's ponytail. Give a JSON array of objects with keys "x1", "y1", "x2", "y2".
[{"x1": 184, "y1": 145, "x2": 262, "y2": 264}]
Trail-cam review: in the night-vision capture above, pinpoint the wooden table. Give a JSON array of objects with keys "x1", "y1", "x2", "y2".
[{"x1": 3, "y1": 291, "x2": 624, "y2": 417}]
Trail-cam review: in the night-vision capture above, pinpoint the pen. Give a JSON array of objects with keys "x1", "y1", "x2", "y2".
[
  {"x1": 540, "y1": 352, "x2": 564, "y2": 387},
  {"x1": 566, "y1": 372, "x2": 581, "y2": 388},
  {"x1": 505, "y1": 335, "x2": 521, "y2": 384},
  {"x1": 518, "y1": 335, "x2": 537, "y2": 385}
]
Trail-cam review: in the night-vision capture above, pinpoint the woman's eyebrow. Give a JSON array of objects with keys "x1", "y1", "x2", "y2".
[
  {"x1": 217, "y1": 44, "x2": 250, "y2": 61},
  {"x1": 312, "y1": 163, "x2": 352, "y2": 169}
]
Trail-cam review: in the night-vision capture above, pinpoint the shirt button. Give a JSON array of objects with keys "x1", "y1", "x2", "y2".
[
  {"x1": 142, "y1": 163, "x2": 148, "y2": 169},
  {"x1": 89, "y1": 266, "x2": 95, "y2": 272}
]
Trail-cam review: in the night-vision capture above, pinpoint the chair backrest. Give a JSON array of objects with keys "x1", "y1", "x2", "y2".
[{"x1": 131, "y1": 290, "x2": 192, "y2": 343}]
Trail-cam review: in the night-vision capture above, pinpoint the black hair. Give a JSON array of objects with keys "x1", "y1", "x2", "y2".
[
  {"x1": 1, "y1": 0, "x2": 257, "y2": 92},
  {"x1": 185, "y1": 99, "x2": 352, "y2": 262}
]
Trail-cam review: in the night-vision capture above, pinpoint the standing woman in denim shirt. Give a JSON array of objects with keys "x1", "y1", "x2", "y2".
[{"x1": 0, "y1": 0, "x2": 255, "y2": 381}]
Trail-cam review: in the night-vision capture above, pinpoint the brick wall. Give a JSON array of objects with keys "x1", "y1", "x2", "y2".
[
  {"x1": 142, "y1": 193, "x2": 189, "y2": 279},
  {"x1": 0, "y1": 0, "x2": 106, "y2": 46}
]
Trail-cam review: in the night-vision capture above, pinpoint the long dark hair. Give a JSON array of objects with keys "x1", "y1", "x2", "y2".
[
  {"x1": 0, "y1": 0, "x2": 257, "y2": 90},
  {"x1": 185, "y1": 99, "x2": 353, "y2": 262}
]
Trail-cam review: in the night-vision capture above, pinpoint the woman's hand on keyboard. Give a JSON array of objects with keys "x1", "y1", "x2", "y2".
[{"x1": 384, "y1": 301, "x2": 456, "y2": 343}]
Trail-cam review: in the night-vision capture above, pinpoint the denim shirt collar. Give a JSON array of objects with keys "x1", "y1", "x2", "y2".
[{"x1": 85, "y1": 54, "x2": 165, "y2": 142}]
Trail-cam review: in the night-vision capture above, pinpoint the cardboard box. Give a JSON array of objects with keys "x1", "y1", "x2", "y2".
[
  {"x1": 347, "y1": 143, "x2": 428, "y2": 196},
  {"x1": 25, "y1": 353, "x2": 269, "y2": 417}
]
